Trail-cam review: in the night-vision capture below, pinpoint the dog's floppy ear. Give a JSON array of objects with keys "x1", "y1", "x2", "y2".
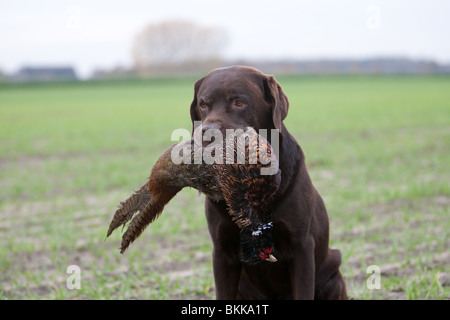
[
  {"x1": 190, "y1": 78, "x2": 204, "y2": 134},
  {"x1": 263, "y1": 75, "x2": 289, "y2": 133}
]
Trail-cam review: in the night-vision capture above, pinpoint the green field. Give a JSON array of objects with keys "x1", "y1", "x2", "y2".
[{"x1": 0, "y1": 75, "x2": 449, "y2": 299}]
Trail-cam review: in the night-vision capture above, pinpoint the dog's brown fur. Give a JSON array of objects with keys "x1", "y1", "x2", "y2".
[{"x1": 190, "y1": 66, "x2": 347, "y2": 299}]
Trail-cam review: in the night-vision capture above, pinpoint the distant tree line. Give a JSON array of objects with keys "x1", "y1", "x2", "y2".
[{"x1": 234, "y1": 58, "x2": 449, "y2": 75}]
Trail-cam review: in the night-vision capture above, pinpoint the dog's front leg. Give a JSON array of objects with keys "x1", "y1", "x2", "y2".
[
  {"x1": 205, "y1": 199, "x2": 241, "y2": 299},
  {"x1": 212, "y1": 246, "x2": 241, "y2": 299},
  {"x1": 289, "y1": 237, "x2": 315, "y2": 299}
]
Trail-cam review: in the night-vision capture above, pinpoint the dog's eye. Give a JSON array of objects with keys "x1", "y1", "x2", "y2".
[
  {"x1": 234, "y1": 100, "x2": 246, "y2": 108},
  {"x1": 199, "y1": 102, "x2": 208, "y2": 110}
]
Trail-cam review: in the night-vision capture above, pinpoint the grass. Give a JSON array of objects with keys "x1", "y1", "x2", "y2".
[{"x1": 0, "y1": 75, "x2": 449, "y2": 299}]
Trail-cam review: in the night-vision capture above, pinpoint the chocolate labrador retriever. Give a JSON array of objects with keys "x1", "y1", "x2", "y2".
[{"x1": 190, "y1": 66, "x2": 347, "y2": 300}]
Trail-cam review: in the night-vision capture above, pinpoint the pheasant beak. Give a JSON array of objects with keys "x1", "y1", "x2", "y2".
[{"x1": 259, "y1": 247, "x2": 277, "y2": 263}]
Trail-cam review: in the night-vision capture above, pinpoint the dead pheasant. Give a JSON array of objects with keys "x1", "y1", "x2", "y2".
[{"x1": 106, "y1": 128, "x2": 281, "y2": 264}]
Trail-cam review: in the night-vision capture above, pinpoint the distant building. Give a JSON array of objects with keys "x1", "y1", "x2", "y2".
[{"x1": 14, "y1": 66, "x2": 77, "y2": 82}]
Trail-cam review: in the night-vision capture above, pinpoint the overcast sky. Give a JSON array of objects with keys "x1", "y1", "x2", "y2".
[{"x1": 1, "y1": 0, "x2": 449, "y2": 78}]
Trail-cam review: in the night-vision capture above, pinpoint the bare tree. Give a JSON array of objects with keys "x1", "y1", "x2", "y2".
[{"x1": 132, "y1": 20, "x2": 228, "y2": 74}]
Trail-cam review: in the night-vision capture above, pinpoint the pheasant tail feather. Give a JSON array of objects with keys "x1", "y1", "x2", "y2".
[
  {"x1": 106, "y1": 183, "x2": 151, "y2": 238},
  {"x1": 120, "y1": 186, "x2": 182, "y2": 253}
]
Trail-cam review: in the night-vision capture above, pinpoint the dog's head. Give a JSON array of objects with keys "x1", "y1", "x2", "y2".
[{"x1": 190, "y1": 66, "x2": 289, "y2": 138}]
